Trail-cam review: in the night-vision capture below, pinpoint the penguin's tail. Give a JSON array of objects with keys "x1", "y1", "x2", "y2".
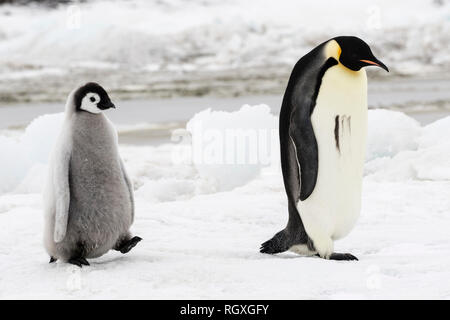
[{"x1": 260, "y1": 229, "x2": 291, "y2": 254}]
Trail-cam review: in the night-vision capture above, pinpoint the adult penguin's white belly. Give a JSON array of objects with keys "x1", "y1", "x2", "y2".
[{"x1": 297, "y1": 64, "x2": 367, "y2": 245}]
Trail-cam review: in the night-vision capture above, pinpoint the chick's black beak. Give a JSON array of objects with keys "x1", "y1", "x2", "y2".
[
  {"x1": 360, "y1": 58, "x2": 389, "y2": 72},
  {"x1": 99, "y1": 101, "x2": 116, "y2": 110}
]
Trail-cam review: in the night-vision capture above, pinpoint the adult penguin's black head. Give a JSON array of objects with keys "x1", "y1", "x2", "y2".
[
  {"x1": 74, "y1": 82, "x2": 116, "y2": 114},
  {"x1": 334, "y1": 36, "x2": 389, "y2": 72}
]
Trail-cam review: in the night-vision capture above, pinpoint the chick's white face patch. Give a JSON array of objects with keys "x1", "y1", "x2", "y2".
[{"x1": 80, "y1": 92, "x2": 102, "y2": 114}]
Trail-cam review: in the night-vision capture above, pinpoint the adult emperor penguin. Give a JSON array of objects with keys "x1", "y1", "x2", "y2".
[
  {"x1": 44, "y1": 82, "x2": 142, "y2": 267},
  {"x1": 260, "y1": 36, "x2": 388, "y2": 261}
]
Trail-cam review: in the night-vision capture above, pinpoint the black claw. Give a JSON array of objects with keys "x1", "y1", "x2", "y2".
[
  {"x1": 68, "y1": 259, "x2": 82, "y2": 267},
  {"x1": 348, "y1": 254, "x2": 359, "y2": 261},
  {"x1": 49, "y1": 256, "x2": 57, "y2": 263},
  {"x1": 119, "y1": 236, "x2": 142, "y2": 254},
  {"x1": 68, "y1": 257, "x2": 90, "y2": 267},
  {"x1": 260, "y1": 230, "x2": 291, "y2": 254},
  {"x1": 260, "y1": 240, "x2": 278, "y2": 254},
  {"x1": 329, "y1": 253, "x2": 358, "y2": 261}
]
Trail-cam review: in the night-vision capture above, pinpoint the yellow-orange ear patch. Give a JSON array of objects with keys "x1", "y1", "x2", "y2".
[{"x1": 325, "y1": 40, "x2": 342, "y2": 60}]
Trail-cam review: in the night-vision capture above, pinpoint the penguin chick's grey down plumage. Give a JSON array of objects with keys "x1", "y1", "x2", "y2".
[{"x1": 44, "y1": 82, "x2": 142, "y2": 267}]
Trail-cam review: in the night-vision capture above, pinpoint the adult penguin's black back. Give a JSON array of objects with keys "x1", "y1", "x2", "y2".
[{"x1": 260, "y1": 36, "x2": 388, "y2": 260}]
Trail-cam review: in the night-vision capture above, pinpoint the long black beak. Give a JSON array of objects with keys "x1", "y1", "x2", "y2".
[{"x1": 360, "y1": 58, "x2": 389, "y2": 72}]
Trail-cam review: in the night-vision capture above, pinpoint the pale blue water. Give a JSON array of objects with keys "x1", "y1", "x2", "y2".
[{"x1": 0, "y1": 77, "x2": 449, "y2": 145}]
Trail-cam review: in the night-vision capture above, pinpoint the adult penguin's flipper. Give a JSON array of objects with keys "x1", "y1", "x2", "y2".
[{"x1": 289, "y1": 110, "x2": 319, "y2": 201}]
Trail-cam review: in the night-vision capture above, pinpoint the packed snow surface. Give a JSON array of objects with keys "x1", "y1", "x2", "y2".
[{"x1": 1, "y1": 106, "x2": 450, "y2": 299}]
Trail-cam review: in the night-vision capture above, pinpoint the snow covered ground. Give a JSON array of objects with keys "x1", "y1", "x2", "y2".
[
  {"x1": 0, "y1": 0, "x2": 449, "y2": 101},
  {"x1": 0, "y1": 105, "x2": 449, "y2": 299}
]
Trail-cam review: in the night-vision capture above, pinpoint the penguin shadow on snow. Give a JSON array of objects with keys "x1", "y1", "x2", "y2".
[
  {"x1": 259, "y1": 250, "x2": 358, "y2": 262},
  {"x1": 47, "y1": 253, "x2": 134, "y2": 268}
]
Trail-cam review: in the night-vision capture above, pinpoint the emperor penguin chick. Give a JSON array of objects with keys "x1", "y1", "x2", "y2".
[{"x1": 44, "y1": 82, "x2": 142, "y2": 267}]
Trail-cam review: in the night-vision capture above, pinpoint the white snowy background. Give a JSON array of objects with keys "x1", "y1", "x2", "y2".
[
  {"x1": 0, "y1": 0, "x2": 450, "y2": 299},
  {"x1": 0, "y1": 0, "x2": 448, "y2": 101}
]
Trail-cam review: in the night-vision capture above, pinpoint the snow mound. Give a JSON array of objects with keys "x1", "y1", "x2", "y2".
[
  {"x1": 366, "y1": 113, "x2": 450, "y2": 181},
  {"x1": 1, "y1": 107, "x2": 449, "y2": 195},
  {"x1": 185, "y1": 107, "x2": 449, "y2": 188},
  {"x1": 367, "y1": 109, "x2": 421, "y2": 161},
  {"x1": 21, "y1": 113, "x2": 65, "y2": 164},
  {"x1": 418, "y1": 116, "x2": 450, "y2": 149},
  {"x1": 0, "y1": 135, "x2": 24, "y2": 193},
  {"x1": 135, "y1": 178, "x2": 216, "y2": 203},
  {"x1": 0, "y1": 113, "x2": 64, "y2": 194},
  {"x1": 186, "y1": 104, "x2": 278, "y2": 191}
]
